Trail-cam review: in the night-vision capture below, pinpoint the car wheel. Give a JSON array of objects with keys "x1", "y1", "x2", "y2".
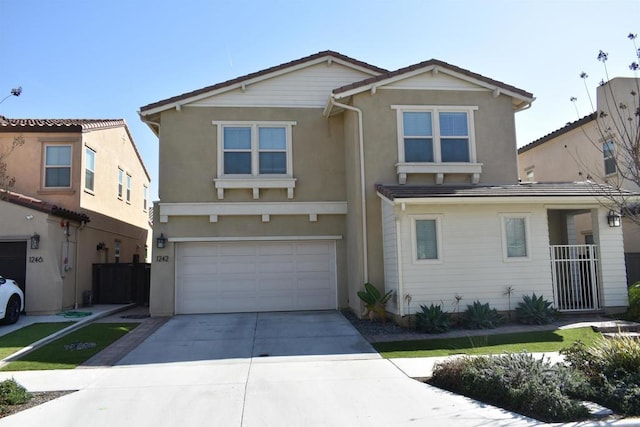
[{"x1": 2, "y1": 295, "x2": 21, "y2": 325}]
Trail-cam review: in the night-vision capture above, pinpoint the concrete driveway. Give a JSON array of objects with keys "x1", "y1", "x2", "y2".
[{"x1": 0, "y1": 311, "x2": 539, "y2": 427}]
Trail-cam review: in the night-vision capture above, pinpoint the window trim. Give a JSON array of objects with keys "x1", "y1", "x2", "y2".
[
  {"x1": 117, "y1": 168, "x2": 124, "y2": 199},
  {"x1": 500, "y1": 213, "x2": 532, "y2": 262},
  {"x1": 603, "y1": 139, "x2": 616, "y2": 176},
  {"x1": 126, "y1": 173, "x2": 132, "y2": 203},
  {"x1": 392, "y1": 105, "x2": 482, "y2": 185},
  {"x1": 143, "y1": 185, "x2": 148, "y2": 212},
  {"x1": 410, "y1": 215, "x2": 443, "y2": 264},
  {"x1": 213, "y1": 121, "x2": 297, "y2": 199},
  {"x1": 84, "y1": 146, "x2": 96, "y2": 193},
  {"x1": 43, "y1": 144, "x2": 73, "y2": 189}
]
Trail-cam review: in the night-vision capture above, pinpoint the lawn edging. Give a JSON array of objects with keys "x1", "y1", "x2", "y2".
[{"x1": 0, "y1": 304, "x2": 136, "y2": 368}]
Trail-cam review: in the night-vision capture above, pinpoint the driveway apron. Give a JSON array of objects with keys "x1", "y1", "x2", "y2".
[{"x1": 0, "y1": 311, "x2": 540, "y2": 427}]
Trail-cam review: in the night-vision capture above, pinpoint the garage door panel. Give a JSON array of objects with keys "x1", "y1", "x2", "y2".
[{"x1": 177, "y1": 241, "x2": 337, "y2": 314}]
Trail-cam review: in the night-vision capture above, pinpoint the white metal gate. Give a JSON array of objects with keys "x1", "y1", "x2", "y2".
[{"x1": 550, "y1": 245, "x2": 601, "y2": 311}]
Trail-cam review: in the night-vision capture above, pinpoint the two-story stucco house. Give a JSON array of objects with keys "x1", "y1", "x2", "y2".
[
  {"x1": 0, "y1": 118, "x2": 151, "y2": 314},
  {"x1": 140, "y1": 51, "x2": 629, "y2": 320},
  {"x1": 518, "y1": 77, "x2": 640, "y2": 286}
]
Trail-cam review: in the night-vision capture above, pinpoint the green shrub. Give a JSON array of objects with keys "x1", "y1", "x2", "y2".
[
  {"x1": 415, "y1": 304, "x2": 451, "y2": 333},
  {"x1": 430, "y1": 353, "x2": 589, "y2": 422},
  {"x1": 515, "y1": 293, "x2": 558, "y2": 325},
  {"x1": 0, "y1": 378, "x2": 31, "y2": 406},
  {"x1": 463, "y1": 301, "x2": 503, "y2": 329},
  {"x1": 561, "y1": 336, "x2": 640, "y2": 415},
  {"x1": 628, "y1": 282, "x2": 640, "y2": 321},
  {"x1": 357, "y1": 282, "x2": 393, "y2": 322}
]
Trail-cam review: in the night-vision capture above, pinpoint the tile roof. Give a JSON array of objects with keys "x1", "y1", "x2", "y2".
[
  {"x1": 0, "y1": 189, "x2": 90, "y2": 223},
  {"x1": 332, "y1": 58, "x2": 534, "y2": 100},
  {"x1": 0, "y1": 116, "x2": 127, "y2": 131},
  {"x1": 518, "y1": 113, "x2": 597, "y2": 154},
  {"x1": 0, "y1": 117, "x2": 151, "y2": 181},
  {"x1": 375, "y1": 182, "x2": 635, "y2": 200},
  {"x1": 139, "y1": 50, "x2": 388, "y2": 113}
]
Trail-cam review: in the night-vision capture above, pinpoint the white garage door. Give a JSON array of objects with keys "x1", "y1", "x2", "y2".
[{"x1": 176, "y1": 240, "x2": 337, "y2": 314}]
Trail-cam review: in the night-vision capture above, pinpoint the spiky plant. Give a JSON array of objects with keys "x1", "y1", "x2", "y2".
[
  {"x1": 415, "y1": 304, "x2": 451, "y2": 333},
  {"x1": 515, "y1": 293, "x2": 558, "y2": 325}
]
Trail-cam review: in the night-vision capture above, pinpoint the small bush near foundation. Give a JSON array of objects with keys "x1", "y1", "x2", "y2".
[
  {"x1": 561, "y1": 336, "x2": 640, "y2": 415},
  {"x1": 429, "y1": 353, "x2": 590, "y2": 422},
  {"x1": 463, "y1": 301, "x2": 503, "y2": 329},
  {"x1": 515, "y1": 293, "x2": 558, "y2": 325},
  {"x1": 628, "y1": 282, "x2": 640, "y2": 321},
  {"x1": 415, "y1": 304, "x2": 451, "y2": 333}
]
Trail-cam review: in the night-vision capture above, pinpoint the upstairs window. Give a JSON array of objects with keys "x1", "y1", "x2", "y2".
[
  {"x1": 394, "y1": 106, "x2": 477, "y2": 164},
  {"x1": 126, "y1": 174, "x2": 132, "y2": 202},
  {"x1": 215, "y1": 121, "x2": 295, "y2": 177},
  {"x1": 117, "y1": 168, "x2": 124, "y2": 199},
  {"x1": 85, "y1": 147, "x2": 95, "y2": 192},
  {"x1": 44, "y1": 145, "x2": 72, "y2": 188},
  {"x1": 603, "y1": 140, "x2": 616, "y2": 175},
  {"x1": 143, "y1": 185, "x2": 148, "y2": 211}
]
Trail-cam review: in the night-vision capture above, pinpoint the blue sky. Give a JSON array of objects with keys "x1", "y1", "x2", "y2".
[{"x1": 1, "y1": 0, "x2": 639, "y2": 200}]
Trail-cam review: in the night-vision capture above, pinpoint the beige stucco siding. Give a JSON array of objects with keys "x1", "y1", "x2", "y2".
[{"x1": 158, "y1": 107, "x2": 346, "y2": 203}]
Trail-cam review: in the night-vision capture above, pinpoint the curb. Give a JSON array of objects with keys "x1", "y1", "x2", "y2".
[{"x1": 0, "y1": 303, "x2": 136, "y2": 368}]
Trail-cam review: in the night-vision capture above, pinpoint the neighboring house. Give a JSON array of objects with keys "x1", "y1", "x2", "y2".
[
  {"x1": 139, "y1": 51, "x2": 629, "y2": 320},
  {"x1": 518, "y1": 77, "x2": 640, "y2": 286},
  {"x1": 0, "y1": 118, "x2": 151, "y2": 314}
]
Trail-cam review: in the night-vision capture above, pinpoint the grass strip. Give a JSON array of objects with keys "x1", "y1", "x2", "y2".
[
  {"x1": 0, "y1": 323, "x2": 75, "y2": 360},
  {"x1": 1, "y1": 323, "x2": 138, "y2": 371},
  {"x1": 374, "y1": 327, "x2": 600, "y2": 358}
]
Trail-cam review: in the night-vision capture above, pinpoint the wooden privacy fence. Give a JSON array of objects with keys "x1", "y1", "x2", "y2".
[{"x1": 92, "y1": 263, "x2": 150, "y2": 305}]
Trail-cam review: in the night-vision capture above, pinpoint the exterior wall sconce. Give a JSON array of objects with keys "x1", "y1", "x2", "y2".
[
  {"x1": 156, "y1": 233, "x2": 167, "y2": 249},
  {"x1": 30, "y1": 233, "x2": 40, "y2": 249},
  {"x1": 607, "y1": 210, "x2": 622, "y2": 227}
]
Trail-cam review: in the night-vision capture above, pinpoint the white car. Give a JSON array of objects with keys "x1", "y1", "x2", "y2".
[{"x1": 0, "y1": 276, "x2": 24, "y2": 325}]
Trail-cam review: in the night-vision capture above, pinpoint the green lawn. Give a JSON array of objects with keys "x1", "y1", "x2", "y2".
[
  {"x1": 374, "y1": 327, "x2": 600, "y2": 358},
  {"x1": 1, "y1": 323, "x2": 138, "y2": 371},
  {"x1": 0, "y1": 323, "x2": 75, "y2": 360}
]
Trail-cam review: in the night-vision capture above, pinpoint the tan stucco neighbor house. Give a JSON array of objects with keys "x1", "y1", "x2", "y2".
[
  {"x1": 140, "y1": 51, "x2": 629, "y2": 320},
  {"x1": 0, "y1": 118, "x2": 151, "y2": 314},
  {"x1": 518, "y1": 77, "x2": 640, "y2": 286}
]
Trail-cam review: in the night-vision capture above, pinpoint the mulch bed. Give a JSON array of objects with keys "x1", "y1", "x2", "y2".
[{"x1": 1, "y1": 391, "x2": 75, "y2": 418}]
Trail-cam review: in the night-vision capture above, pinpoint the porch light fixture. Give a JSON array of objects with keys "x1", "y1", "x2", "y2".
[
  {"x1": 607, "y1": 210, "x2": 622, "y2": 227},
  {"x1": 156, "y1": 233, "x2": 167, "y2": 249},
  {"x1": 30, "y1": 233, "x2": 40, "y2": 250}
]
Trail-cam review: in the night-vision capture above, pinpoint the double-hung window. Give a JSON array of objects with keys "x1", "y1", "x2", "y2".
[
  {"x1": 85, "y1": 147, "x2": 95, "y2": 192},
  {"x1": 393, "y1": 106, "x2": 480, "y2": 185},
  {"x1": 218, "y1": 122, "x2": 293, "y2": 176},
  {"x1": 126, "y1": 174, "x2": 132, "y2": 203},
  {"x1": 143, "y1": 185, "x2": 148, "y2": 211},
  {"x1": 44, "y1": 145, "x2": 72, "y2": 188},
  {"x1": 603, "y1": 140, "x2": 616, "y2": 175},
  {"x1": 214, "y1": 121, "x2": 296, "y2": 199},
  {"x1": 501, "y1": 214, "x2": 530, "y2": 261},
  {"x1": 412, "y1": 216, "x2": 442, "y2": 263},
  {"x1": 117, "y1": 168, "x2": 124, "y2": 199}
]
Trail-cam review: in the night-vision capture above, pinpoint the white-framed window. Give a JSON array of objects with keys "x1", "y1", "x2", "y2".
[
  {"x1": 214, "y1": 121, "x2": 295, "y2": 177},
  {"x1": 126, "y1": 174, "x2": 132, "y2": 203},
  {"x1": 393, "y1": 106, "x2": 477, "y2": 164},
  {"x1": 411, "y1": 215, "x2": 442, "y2": 263},
  {"x1": 85, "y1": 147, "x2": 95, "y2": 192},
  {"x1": 143, "y1": 185, "x2": 148, "y2": 211},
  {"x1": 114, "y1": 240, "x2": 121, "y2": 263},
  {"x1": 44, "y1": 145, "x2": 72, "y2": 188},
  {"x1": 603, "y1": 140, "x2": 616, "y2": 175},
  {"x1": 525, "y1": 167, "x2": 534, "y2": 182},
  {"x1": 500, "y1": 214, "x2": 531, "y2": 261},
  {"x1": 117, "y1": 168, "x2": 124, "y2": 199}
]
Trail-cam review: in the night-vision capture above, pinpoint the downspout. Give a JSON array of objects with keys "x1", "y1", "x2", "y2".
[{"x1": 329, "y1": 97, "x2": 369, "y2": 283}]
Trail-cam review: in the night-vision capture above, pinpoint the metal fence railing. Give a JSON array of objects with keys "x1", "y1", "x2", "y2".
[{"x1": 550, "y1": 245, "x2": 600, "y2": 311}]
